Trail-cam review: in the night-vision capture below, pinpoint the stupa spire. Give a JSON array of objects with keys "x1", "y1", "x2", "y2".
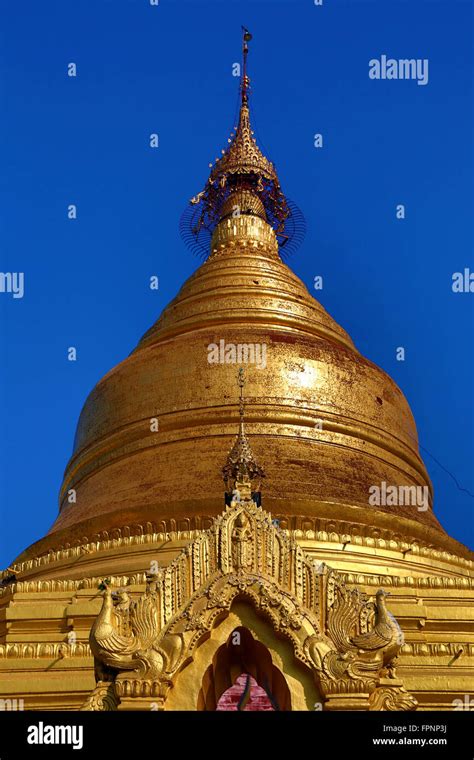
[{"x1": 180, "y1": 29, "x2": 305, "y2": 258}]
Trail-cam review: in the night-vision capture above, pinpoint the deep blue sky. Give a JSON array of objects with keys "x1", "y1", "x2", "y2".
[{"x1": 0, "y1": 0, "x2": 473, "y2": 566}]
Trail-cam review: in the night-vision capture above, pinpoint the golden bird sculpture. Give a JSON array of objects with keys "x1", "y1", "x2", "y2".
[
  {"x1": 90, "y1": 586, "x2": 183, "y2": 681},
  {"x1": 307, "y1": 584, "x2": 405, "y2": 683},
  {"x1": 351, "y1": 589, "x2": 404, "y2": 668}
]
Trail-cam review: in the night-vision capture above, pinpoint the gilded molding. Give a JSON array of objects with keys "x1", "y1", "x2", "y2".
[
  {"x1": 400, "y1": 642, "x2": 474, "y2": 657},
  {"x1": 2, "y1": 571, "x2": 473, "y2": 600},
  {"x1": 1, "y1": 639, "x2": 471, "y2": 662},
  {"x1": 3, "y1": 517, "x2": 471, "y2": 583},
  {"x1": 0, "y1": 642, "x2": 91, "y2": 659},
  {"x1": 0, "y1": 573, "x2": 146, "y2": 597}
]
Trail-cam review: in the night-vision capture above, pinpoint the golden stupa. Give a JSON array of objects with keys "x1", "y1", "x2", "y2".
[{"x1": 0, "y1": 31, "x2": 472, "y2": 712}]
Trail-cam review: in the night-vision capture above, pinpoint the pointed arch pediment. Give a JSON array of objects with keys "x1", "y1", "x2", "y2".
[{"x1": 167, "y1": 499, "x2": 328, "y2": 648}]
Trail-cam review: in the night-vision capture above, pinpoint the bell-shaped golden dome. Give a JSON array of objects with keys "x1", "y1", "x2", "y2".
[{"x1": 48, "y1": 209, "x2": 443, "y2": 547}]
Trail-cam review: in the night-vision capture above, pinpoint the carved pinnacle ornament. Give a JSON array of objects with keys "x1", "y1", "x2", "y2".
[{"x1": 222, "y1": 368, "x2": 265, "y2": 502}]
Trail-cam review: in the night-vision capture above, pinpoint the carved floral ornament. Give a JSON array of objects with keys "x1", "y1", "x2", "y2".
[{"x1": 83, "y1": 497, "x2": 417, "y2": 712}]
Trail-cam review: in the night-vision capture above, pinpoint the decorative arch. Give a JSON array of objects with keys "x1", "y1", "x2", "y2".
[
  {"x1": 84, "y1": 499, "x2": 418, "y2": 712},
  {"x1": 198, "y1": 627, "x2": 291, "y2": 711},
  {"x1": 163, "y1": 600, "x2": 318, "y2": 711}
]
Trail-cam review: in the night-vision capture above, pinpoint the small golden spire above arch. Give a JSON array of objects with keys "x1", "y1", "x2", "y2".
[{"x1": 222, "y1": 367, "x2": 265, "y2": 506}]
